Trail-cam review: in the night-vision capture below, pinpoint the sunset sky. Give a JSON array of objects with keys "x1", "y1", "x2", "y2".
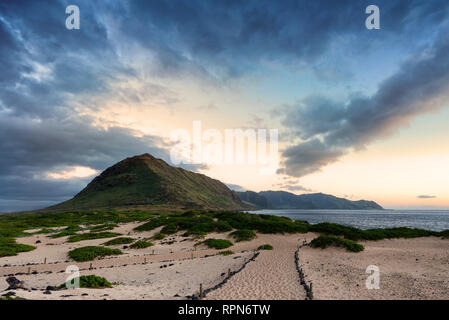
[{"x1": 1, "y1": 0, "x2": 449, "y2": 212}]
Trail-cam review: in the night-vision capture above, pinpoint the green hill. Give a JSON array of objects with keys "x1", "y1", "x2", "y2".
[{"x1": 51, "y1": 154, "x2": 250, "y2": 211}]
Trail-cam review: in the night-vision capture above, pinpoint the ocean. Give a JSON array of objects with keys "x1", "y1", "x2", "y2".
[{"x1": 248, "y1": 209, "x2": 449, "y2": 231}]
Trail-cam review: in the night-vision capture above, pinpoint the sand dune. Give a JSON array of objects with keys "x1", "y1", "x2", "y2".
[{"x1": 1, "y1": 222, "x2": 448, "y2": 300}]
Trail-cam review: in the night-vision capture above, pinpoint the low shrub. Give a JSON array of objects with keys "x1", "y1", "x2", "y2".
[
  {"x1": 89, "y1": 223, "x2": 118, "y2": 232},
  {"x1": 68, "y1": 246, "x2": 122, "y2": 262},
  {"x1": 218, "y1": 250, "x2": 234, "y2": 256},
  {"x1": 130, "y1": 240, "x2": 153, "y2": 249},
  {"x1": 257, "y1": 244, "x2": 273, "y2": 250},
  {"x1": 229, "y1": 229, "x2": 256, "y2": 242},
  {"x1": 160, "y1": 224, "x2": 178, "y2": 235},
  {"x1": 0, "y1": 236, "x2": 35, "y2": 257},
  {"x1": 134, "y1": 217, "x2": 168, "y2": 231},
  {"x1": 204, "y1": 238, "x2": 233, "y2": 249},
  {"x1": 59, "y1": 275, "x2": 112, "y2": 289},
  {"x1": 103, "y1": 237, "x2": 135, "y2": 246},
  {"x1": 68, "y1": 232, "x2": 121, "y2": 243},
  {"x1": 151, "y1": 233, "x2": 166, "y2": 240},
  {"x1": 50, "y1": 226, "x2": 80, "y2": 238},
  {"x1": 309, "y1": 235, "x2": 364, "y2": 253}
]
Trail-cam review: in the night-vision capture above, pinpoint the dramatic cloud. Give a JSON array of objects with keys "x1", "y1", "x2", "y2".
[
  {"x1": 1, "y1": 0, "x2": 449, "y2": 211},
  {"x1": 279, "y1": 31, "x2": 449, "y2": 177}
]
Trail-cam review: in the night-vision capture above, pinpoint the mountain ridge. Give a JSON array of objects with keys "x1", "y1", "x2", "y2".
[{"x1": 236, "y1": 190, "x2": 383, "y2": 210}]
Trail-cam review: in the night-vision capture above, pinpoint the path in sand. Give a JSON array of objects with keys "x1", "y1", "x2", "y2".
[{"x1": 206, "y1": 234, "x2": 313, "y2": 300}]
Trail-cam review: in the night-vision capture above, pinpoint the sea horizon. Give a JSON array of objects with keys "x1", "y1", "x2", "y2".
[{"x1": 248, "y1": 209, "x2": 449, "y2": 231}]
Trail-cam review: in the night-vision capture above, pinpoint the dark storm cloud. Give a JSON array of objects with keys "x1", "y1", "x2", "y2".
[
  {"x1": 1, "y1": 0, "x2": 449, "y2": 211},
  {"x1": 118, "y1": 0, "x2": 449, "y2": 79},
  {"x1": 279, "y1": 31, "x2": 449, "y2": 177}
]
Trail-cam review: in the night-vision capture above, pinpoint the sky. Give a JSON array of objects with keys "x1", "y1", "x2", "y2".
[{"x1": 1, "y1": 0, "x2": 449, "y2": 212}]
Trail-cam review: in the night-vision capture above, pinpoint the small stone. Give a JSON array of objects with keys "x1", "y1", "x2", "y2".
[
  {"x1": 2, "y1": 291, "x2": 16, "y2": 297},
  {"x1": 43, "y1": 290, "x2": 52, "y2": 295}
]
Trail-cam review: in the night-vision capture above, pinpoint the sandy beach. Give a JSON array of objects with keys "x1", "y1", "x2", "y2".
[
  {"x1": 1, "y1": 222, "x2": 448, "y2": 300},
  {"x1": 299, "y1": 236, "x2": 449, "y2": 300}
]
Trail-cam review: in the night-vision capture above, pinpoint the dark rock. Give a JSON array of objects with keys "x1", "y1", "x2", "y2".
[
  {"x1": 46, "y1": 286, "x2": 55, "y2": 291},
  {"x1": 31, "y1": 271, "x2": 38, "y2": 275},
  {"x1": 43, "y1": 290, "x2": 52, "y2": 295},
  {"x1": 2, "y1": 291, "x2": 16, "y2": 297},
  {"x1": 6, "y1": 277, "x2": 28, "y2": 290},
  {"x1": 123, "y1": 246, "x2": 129, "y2": 249},
  {"x1": 81, "y1": 293, "x2": 88, "y2": 296},
  {"x1": 35, "y1": 240, "x2": 41, "y2": 244}
]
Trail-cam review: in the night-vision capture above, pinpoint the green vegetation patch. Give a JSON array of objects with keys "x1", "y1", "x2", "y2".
[
  {"x1": 213, "y1": 211, "x2": 309, "y2": 234},
  {"x1": 134, "y1": 210, "x2": 307, "y2": 237},
  {"x1": 218, "y1": 250, "x2": 234, "y2": 256},
  {"x1": 67, "y1": 232, "x2": 121, "y2": 243},
  {"x1": 130, "y1": 240, "x2": 153, "y2": 249},
  {"x1": 257, "y1": 244, "x2": 273, "y2": 250},
  {"x1": 151, "y1": 233, "x2": 166, "y2": 240},
  {"x1": 309, "y1": 222, "x2": 443, "y2": 241},
  {"x1": 0, "y1": 236, "x2": 35, "y2": 257},
  {"x1": 50, "y1": 226, "x2": 81, "y2": 238},
  {"x1": 59, "y1": 275, "x2": 112, "y2": 289},
  {"x1": 103, "y1": 237, "x2": 135, "y2": 246},
  {"x1": 309, "y1": 235, "x2": 364, "y2": 253},
  {"x1": 204, "y1": 238, "x2": 233, "y2": 249},
  {"x1": 230, "y1": 229, "x2": 256, "y2": 242},
  {"x1": 89, "y1": 223, "x2": 118, "y2": 232},
  {"x1": 68, "y1": 246, "x2": 122, "y2": 262}
]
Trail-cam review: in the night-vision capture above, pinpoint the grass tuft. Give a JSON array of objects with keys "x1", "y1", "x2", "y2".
[
  {"x1": 151, "y1": 233, "x2": 166, "y2": 240},
  {"x1": 229, "y1": 229, "x2": 256, "y2": 242},
  {"x1": 257, "y1": 244, "x2": 273, "y2": 250},
  {"x1": 67, "y1": 232, "x2": 121, "y2": 243},
  {"x1": 0, "y1": 236, "x2": 35, "y2": 257},
  {"x1": 68, "y1": 246, "x2": 122, "y2": 262},
  {"x1": 103, "y1": 237, "x2": 135, "y2": 246},
  {"x1": 204, "y1": 238, "x2": 233, "y2": 249},
  {"x1": 59, "y1": 275, "x2": 112, "y2": 289},
  {"x1": 309, "y1": 235, "x2": 364, "y2": 252},
  {"x1": 218, "y1": 250, "x2": 234, "y2": 256},
  {"x1": 130, "y1": 240, "x2": 153, "y2": 249}
]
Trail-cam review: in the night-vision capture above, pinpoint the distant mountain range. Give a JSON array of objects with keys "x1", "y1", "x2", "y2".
[
  {"x1": 51, "y1": 154, "x2": 249, "y2": 211},
  {"x1": 237, "y1": 190, "x2": 383, "y2": 210},
  {"x1": 48, "y1": 153, "x2": 382, "y2": 212}
]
